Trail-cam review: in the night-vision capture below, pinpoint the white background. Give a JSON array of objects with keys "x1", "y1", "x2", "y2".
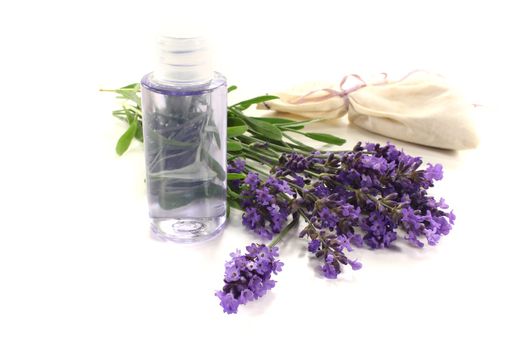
[{"x1": 1, "y1": 1, "x2": 524, "y2": 349}]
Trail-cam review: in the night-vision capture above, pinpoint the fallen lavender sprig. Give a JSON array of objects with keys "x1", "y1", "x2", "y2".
[
  {"x1": 215, "y1": 243, "x2": 286, "y2": 314},
  {"x1": 217, "y1": 141, "x2": 455, "y2": 313}
]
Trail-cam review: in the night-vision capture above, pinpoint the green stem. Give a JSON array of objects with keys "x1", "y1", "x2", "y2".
[
  {"x1": 238, "y1": 134, "x2": 307, "y2": 155},
  {"x1": 227, "y1": 187, "x2": 241, "y2": 198},
  {"x1": 312, "y1": 163, "x2": 339, "y2": 171},
  {"x1": 269, "y1": 214, "x2": 299, "y2": 248},
  {"x1": 344, "y1": 185, "x2": 398, "y2": 212},
  {"x1": 277, "y1": 118, "x2": 326, "y2": 127},
  {"x1": 242, "y1": 147, "x2": 280, "y2": 165},
  {"x1": 124, "y1": 105, "x2": 142, "y2": 116},
  {"x1": 282, "y1": 133, "x2": 315, "y2": 152},
  {"x1": 298, "y1": 209, "x2": 314, "y2": 225},
  {"x1": 304, "y1": 169, "x2": 321, "y2": 178},
  {"x1": 245, "y1": 143, "x2": 281, "y2": 159},
  {"x1": 244, "y1": 163, "x2": 271, "y2": 178},
  {"x1": 287, "y1": 181, "x2": 305, "y2": 193}
]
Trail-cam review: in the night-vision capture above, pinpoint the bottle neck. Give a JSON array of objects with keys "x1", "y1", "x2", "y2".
[{"x1": 154, "y1": 36, "x2": 213, "y2": 86}]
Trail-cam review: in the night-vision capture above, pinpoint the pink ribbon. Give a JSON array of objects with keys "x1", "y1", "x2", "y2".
[
  {"x1": 290, "y1": 74, "x2": 365, "y2": 107},
  {"x1": 288, "y1": 70, "x2": 429, "y2": 108},
  {"x1": 268, "y1": 70, "x2": 482, "y2": 111},
  {"x1": 289, "y1": 73, "x2": 387, "y2": 107}
]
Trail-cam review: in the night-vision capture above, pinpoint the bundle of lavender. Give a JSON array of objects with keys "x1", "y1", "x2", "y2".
[{"x1": 104, "y1": 85, "x2": 454, "y2": 314}]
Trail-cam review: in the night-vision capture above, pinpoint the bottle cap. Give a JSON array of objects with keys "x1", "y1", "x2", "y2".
[{"x1": 155, "y1": 35, "x2": 213, "y2": 84}]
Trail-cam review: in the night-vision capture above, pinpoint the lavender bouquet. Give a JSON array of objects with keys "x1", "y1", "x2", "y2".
[{"x1": 104, "y1": 85, "x2": 455, "y2": 314}]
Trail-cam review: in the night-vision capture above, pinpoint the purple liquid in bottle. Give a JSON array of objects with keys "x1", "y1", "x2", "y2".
[{"x1": 141, "y1": 36, "x2": 227, "y2": 242}]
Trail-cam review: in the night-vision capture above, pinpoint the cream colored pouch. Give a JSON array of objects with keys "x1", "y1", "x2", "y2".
[{"x1": 259, "y1": 71, "x2": 478, "y2": 150}]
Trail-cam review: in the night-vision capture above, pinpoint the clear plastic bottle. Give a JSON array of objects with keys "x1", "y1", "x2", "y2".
[{"x1": 141, "y1": 36, "x2": 227, "y2": 243}]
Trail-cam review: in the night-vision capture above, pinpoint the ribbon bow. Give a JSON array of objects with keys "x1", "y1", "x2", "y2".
[{"x1": 290, "y1": 73, "x2": 388, "y2": 108}]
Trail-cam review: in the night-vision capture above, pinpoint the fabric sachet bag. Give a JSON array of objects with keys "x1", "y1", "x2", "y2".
[{"x1": 258, "y1": 71, "x2": 479, "y2": 150}]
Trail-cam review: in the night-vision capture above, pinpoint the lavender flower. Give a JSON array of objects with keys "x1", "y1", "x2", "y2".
[
  {"x1": 272, "y1": 142, "x2": 455, "y2": 278},
  {"x1": 227, "y1": 158, "x2": 246, "y2": 190},
  {"x1": 359, "y1": 210, "x2": 397, "y2": 249},
  {"x1": 424, "y1": 163, "x2": 443, "y2": 181},
  {"x1": 299, "y1": 205, "x2": 363, "y2": 279},
  {"x1": 216, "y1": 244, "x2": 283, "y2": 314},
  {"x1": 229, "y1": 141, "x2": 455, "y2": 282},
  {"x1": 275, "y1": 152, "x2": 323, "y2": 174},
  {"x1": 239, "y1": 173, "x2": 292, "y2": 240}
]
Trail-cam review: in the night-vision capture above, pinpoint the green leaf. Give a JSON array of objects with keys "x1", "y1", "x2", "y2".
[
  {"x1": 233, "y1": 95, "x2": 279, "y2": 111},
  {"x1": 123, "y1": 107, "x2": 136, "y2": 124},
  {"x1": 280, "y1": 117, "x2": 329, "y2": 127},
  {"x1": 226, "y1": 197, "x2": 242, "y2": 218},
  {"x1": 117, "y1": 91, "x2": 141, "y2": 106},
  {"x1": 227, "y1": 126, "x2": 248, "y2": 138},
  {"x1": 114, "y1": 83, "x2": 141, "y2": 106},
  {"x1": 227, "y1": 198, "x2": 241, "y2": 210},
  {"x1": 227, "y1": 141, "x2": 243, "y2": 152},
  {"x1": 155, "y1": 181, "x2": 226, "y2": 210},
  {"x1": 303, "y1": 132, "x2": 346, "y2": 146},
  {"x1": 200, "y1": 148, "x2": 226, "y2": 181},
  {"x1": 253, "y1": 117, "x2": 300, "y2": 124},
  {"x1": 112, "y1": 109, "x2": 126, "y2": 116},
  {"x1": 158, "y1": 186, "x2": 196, "y2": 209},
  {"x1": 254, "y1": 117, "x2": 306, "y2": 130},
  {"x1": 282, "y1": 125, "x2": 305, "y2": 130},
  {"x1": 205, "y1": 118, "x2": 221, "y2": 149},
  {"x1": 227, "y1": 118, "x2": 248, "y2": 138},
  {"x1": 244, "y1": 118, "x2": 283, "y2": 141},
  {"x1": 227, "y1": 187, "x2": 241, "y2": 198},
  {"x1": 116, "y1": 120, "x2": 138, "y2": 155},
  {"x1": 282, "y1": 133, "x2": 315, "y2": 152},
  {"x1": 227, "y1": 173, "x2": 246, "y2": 180},
  {"x1": 228, "y1": 85, "x2": 238, "y2": 93},
  {"x1": 120, "y1": 83, "x2": 140, "y2": 90},
  {"x1": 111, "y1": 110, "x2": 127, "y2": 122},
  {"x1": 134, "y1": 122, "x2": 143, "y2": 142}
]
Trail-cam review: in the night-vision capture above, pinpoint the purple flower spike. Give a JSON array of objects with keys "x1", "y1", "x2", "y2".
[
  {"x1": 216, "y1": 244, "x2": 283, "y2": 314},
  {"x1": 308, "y1": 239, "x2": 321, "y2": 253},
  {"x1": 322, "y1": 254, "x2": 340, "y2": 279},
  {"x1": 215, "y1": 291, "x2": 240, "y2": 314},
  {"x1": 239, "y1": 173, "x2": 293, "y2": 240},
  {"x1": 244, "y1": 172, "x2": 260, "y2": 188},
  {"x1": 227, "y1": 158, "x2": 246, "y2": 190},
  {"x1": 424, "y1": 163, "x2": 444, "y2": 181}
]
